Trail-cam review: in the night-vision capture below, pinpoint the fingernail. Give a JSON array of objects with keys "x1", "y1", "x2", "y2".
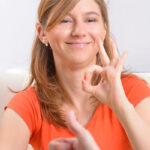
[{"x1": 84, "y1": 74, "x2": 86, "y2": 80}]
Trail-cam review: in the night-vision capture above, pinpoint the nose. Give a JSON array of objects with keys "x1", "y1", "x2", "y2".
[{"x1": 71, "y1": 21, "x2": 86, "y2": 38}]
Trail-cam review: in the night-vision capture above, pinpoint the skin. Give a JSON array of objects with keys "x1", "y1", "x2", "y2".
[
  {"x1": 44, "y1": 0, "x2": 106, "y2": 69},
  {"x1": 0, "y1": 0, "x2": 150, "y2": 150}
]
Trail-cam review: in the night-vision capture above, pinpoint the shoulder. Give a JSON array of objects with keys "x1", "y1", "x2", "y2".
[
  {"x1": 121, "y1": 74, "x2": 147, "y2": 87},
  {"x1": 121, "y1": 74, "x2": 150, "y2": 107},
  {"x1": 8, "y1": 87, "x2": 40, "y2": 107},
  {"x1": 12, "y1": 86, "x2": 38, "y2": 101},
  {"x1": 6, "y1": 87, "x2": 41, "y2": 114},
  {"x1": 121, "y1": 74, "x2": 149, "y2": 94}
]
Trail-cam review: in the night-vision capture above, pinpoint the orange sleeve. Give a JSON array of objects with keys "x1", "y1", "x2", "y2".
[
  {"x1": 123, "y1": 75, "x2": 150, "y2": 107},
  {"x1": 4, "y1": 87, "x2": 42, "y2": 137}
]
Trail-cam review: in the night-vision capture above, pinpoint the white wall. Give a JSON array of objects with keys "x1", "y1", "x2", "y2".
[
  {"x1": 0, "y1": 0, "x2": 40, "y2": 72},
  {"x1": 108, "y1": 0, "x2": 150, "y2": 72},
  {"x1": 0, "y1": 0, "x2": 150, "y2": 73}
]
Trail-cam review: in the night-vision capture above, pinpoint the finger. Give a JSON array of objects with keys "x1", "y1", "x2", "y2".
[
  {"x1": 66, "y1": 111, "x2": 88, "y2": 139},
  {"x1": 55, "y1": 138, "x2": 76, "y2": 147},
  {"x1": 110, "y1": 40, "x2": 119, "y2": 66},
  {"x1": 116, "y1": 50, "x2": 128, "y2": 72},
  {"x1": 84, "y1": 68, "x2": 93, "y2": 84},
  {"x1": 66, "y1": 111, "x2": 100, "y2": 150},
  {"x1": 66, "y1": 111, "x2": 85, "y2": 135},
  {"x1": 82, "y1": 79, "x2": 95, "y2": 94},
  {"x1": 52, "y1": 138, "x2": 74, "y2": 143},
  {"x1": 84, "y1": 65, "x2": 103, "y2": 82},
  {"x1": 98, "y1": 39, "x2": 110, "y2": 66},
  {"x1": 64, "y1": 138, "x2": 76, "y2": 144},
  {"x1": 83, "y1": 65, "x2": 103, "y2": 94},
  {"x1": 49, "y1": 138, "x2": 73, "y2": 150}
]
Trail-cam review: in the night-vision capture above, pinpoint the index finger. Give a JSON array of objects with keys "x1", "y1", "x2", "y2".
[
  {"x1": 98, "y1": 39, "x2": 110, "y2": 66},
  {"x1": 66, "y1": 111, "x2": 87, "y2": 138}
]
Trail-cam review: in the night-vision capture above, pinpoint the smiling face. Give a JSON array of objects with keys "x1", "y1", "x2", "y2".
[{"x1": 45, "y1": 0, "x2": 106, "y2": 69}]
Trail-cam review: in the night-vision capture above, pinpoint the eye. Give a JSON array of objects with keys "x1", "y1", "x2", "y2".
[
  {"x1": 60, "y1": 19, "x2": 72, "y2": 23},
  {"x1": 86, "y1": 18, "x2": 97, "y2": 23}
]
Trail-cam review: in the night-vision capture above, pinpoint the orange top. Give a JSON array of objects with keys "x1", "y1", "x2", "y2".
[{"x1": 5, "y1": 75, "x2": 150, "y2": 150}]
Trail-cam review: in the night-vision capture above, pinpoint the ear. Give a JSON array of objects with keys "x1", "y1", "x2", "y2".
[{"x1": 36, "y1": 23, "x2": 47, "y2": 44}]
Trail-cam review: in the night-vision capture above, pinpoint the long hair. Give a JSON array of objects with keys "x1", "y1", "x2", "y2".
[{"x1": 23, "y1": 0, "x2": 129, "y2": 128}]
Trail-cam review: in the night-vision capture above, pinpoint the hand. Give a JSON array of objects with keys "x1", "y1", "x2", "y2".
[
  {"x1": 49, "y1": 111, "x2": 100, "y2": 150},
  {"x1": 82, "y1": 40, "x2": 129, "y2": 112}
]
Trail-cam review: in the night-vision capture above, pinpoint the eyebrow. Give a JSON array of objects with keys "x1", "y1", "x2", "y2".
[
  {"x1": 68, "y1": 11, "x2": 100, "y2": 17},
  {"x1": 85, "y1": 11, "x2": 100, "y2": 16}
]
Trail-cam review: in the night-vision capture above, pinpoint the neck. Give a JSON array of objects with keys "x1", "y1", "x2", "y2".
[{"x1": 55, "y1": 60, "x2": 96, "y2": 109}]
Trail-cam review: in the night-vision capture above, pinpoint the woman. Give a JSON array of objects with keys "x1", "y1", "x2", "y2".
[{"x1": 0, "y1": 0, "x2": 150, "y2": 149}]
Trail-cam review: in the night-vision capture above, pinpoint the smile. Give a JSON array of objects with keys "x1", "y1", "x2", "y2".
[{"x1": 66, "y1": 42, "x2": 91, "y2": 48}]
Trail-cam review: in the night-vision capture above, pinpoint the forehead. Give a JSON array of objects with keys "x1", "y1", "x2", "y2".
[{"x1": 69, "y1": 0, "x2": 100, "y2": 15}]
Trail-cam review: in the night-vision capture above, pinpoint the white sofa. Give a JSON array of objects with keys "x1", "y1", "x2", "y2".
[
  {"x1": 0, "y1": 69, "x2": 150, "y2": 150},
  {"x1": 0, "y1": 69, "x2": 33, "y2": 150}
]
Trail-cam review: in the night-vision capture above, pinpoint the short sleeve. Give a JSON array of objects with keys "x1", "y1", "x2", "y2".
[
  {"x1": 4, "y1": 87, "x2": 42, "y2": 137},
  {"x1": 122, "y1": 75, "x2": 150, "y2": 107}
]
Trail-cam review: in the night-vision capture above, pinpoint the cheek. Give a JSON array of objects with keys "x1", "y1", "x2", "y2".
[
  {"x1": 52, "y1": 25, "x2": 71, "y2": 37},
  {"x1": 92, "y1": 28, "x2": 106, "y2": 41},
  {"x1": 48, "y1": 27, "x2": 71, "y2": 44},
  {"x1": 47, "y1": 27, "x2": 71, "y2": 53},
  {"x1": 46, "y1": 31, "x2": 59, "y2": 52}
]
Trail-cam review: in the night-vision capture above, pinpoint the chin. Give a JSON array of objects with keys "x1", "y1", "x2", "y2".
[{"x1": 68, "y1": 56, "x2": 96, "y2": 68}]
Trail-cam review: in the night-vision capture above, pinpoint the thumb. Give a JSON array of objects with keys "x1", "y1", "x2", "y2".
[{"x1": 66, "y1": 110, "x2": 87, "y2": 139}]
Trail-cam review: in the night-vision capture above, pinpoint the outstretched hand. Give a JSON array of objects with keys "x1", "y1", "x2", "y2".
[
  {"x1": 82, "y1": 40, "x2": 129, "y2": 112},
  {"x1": 49, "y1": 111, "x2": 100, "y2": 150}
]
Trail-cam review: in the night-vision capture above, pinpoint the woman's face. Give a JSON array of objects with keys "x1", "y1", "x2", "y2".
[{"x1": 45, "y1": 0, "x2": 106, "y2": 68}]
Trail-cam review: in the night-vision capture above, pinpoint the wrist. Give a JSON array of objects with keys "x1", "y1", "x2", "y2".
[{"x1": 113, "y1": 98, "x2": 134, "y2": 120}]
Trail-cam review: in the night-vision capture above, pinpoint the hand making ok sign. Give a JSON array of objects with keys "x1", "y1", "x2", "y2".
[{"x1": 82, "y1": 40, "x2": 129, "y2": 112}]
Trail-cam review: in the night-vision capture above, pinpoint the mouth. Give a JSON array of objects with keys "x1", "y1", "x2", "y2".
[{"x1": 65, "y1": 42, "x2": 92, "y2": 48}]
